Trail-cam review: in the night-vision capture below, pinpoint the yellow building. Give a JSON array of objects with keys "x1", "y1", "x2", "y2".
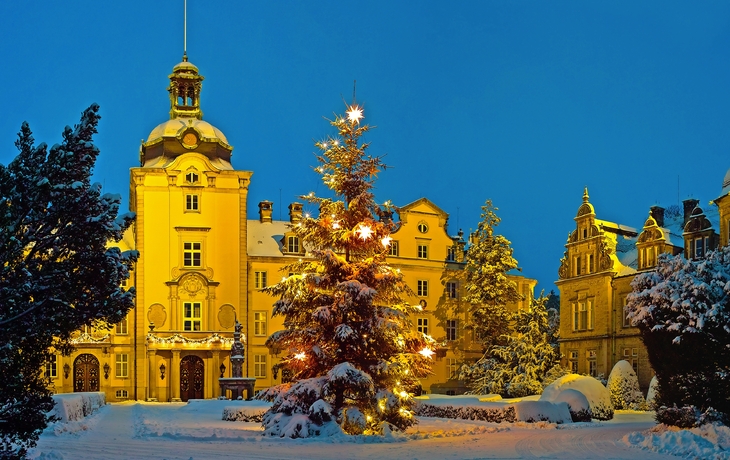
[
  {"x1": 47, "y1": 57, "x2": 536, "y2": 401},
  {"x1": 556, "y1": 188, "x2": 721, "y2": 390}
]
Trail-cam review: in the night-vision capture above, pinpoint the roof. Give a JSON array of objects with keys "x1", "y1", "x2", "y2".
[{"x1": 247, "y1": 220, "x2": 291, "y2": 257}]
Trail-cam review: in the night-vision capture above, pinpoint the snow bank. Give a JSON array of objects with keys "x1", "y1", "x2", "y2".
[
  {"x1": 222, "y1": 400, "x2": 272, "y2": 422},
  {"x1": 551, "y1": 389, "x2": 591, "y2": 422},
  {"x1": 414, "y1": 396, "x2": 571, "y2": 424},
  {"x1": 540, "y1": 374, "x2": 614, "y2": 420},
  {"x1": 624, "y1": 423, "x2": 730, "y2": 459},
  {"x1": 51, "y1": 392, "x2": 106, "y2": 422}
]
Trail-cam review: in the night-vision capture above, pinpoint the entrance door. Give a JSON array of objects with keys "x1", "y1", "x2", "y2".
[
  {"x1": 180, "y1": 355, "x2": 204, "y2": 401},
  {"x1": 74, "y1": 354, "x2": 100, "y2": 392}
]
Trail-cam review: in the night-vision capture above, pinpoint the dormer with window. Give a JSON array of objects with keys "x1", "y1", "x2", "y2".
[
  {"x1": 683, "y1": 204, "x2": 717, "y2": 259},
  {"x1": 558, "y1": 188, "x2": 605, "y2": 279},
  {"x1": 636, "y1": 207, "x2": 682, "y2": 270}
]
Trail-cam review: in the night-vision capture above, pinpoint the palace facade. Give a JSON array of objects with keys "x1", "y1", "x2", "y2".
[
  {"x1": 556, "y1": 187, "x2": 726, "y2": 390},
  {"x1": 45, "y1": 57, "x2": 535, "y2": 401}
]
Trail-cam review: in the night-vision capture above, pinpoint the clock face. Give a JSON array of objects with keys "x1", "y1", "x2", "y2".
[{"x1": 182, "y1": 132, "x2": 198, "y2": 147}]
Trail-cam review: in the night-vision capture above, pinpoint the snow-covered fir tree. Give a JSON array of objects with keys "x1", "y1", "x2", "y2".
[
  {"x1": 462, "y1": 200, "x2": 521, "y2": 351},
  {"x1": 606, "y1": 360, "x2": 645, "y2": 410},
  {"x1": 461, "y1": 293, "x2": 559, "y2": 397},
  {"x1": 257, "y1": 103, "x2": 433, "y2": 438},
  {"x1": 627, "y1": 249, "x2": 730, "y2": 422},
  {"x1": 0, "y1": 105, "x2": 137, "y2": 458}
]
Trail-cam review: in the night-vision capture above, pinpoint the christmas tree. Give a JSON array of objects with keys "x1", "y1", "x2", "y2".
[
  {"x1": 258, "y1": 103, "x2": 433, "y2": 438},
  {"x1": 462, "y1": 200, "x2": 521, "y2": 351}
]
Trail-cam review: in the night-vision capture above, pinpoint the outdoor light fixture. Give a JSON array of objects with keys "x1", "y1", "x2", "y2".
[
  {"x1": 160, "y1": 362, "x2": 166, "y2": 380},
  {"x1": 219, "y1": 363, "x2": 226, "y2": 378},
  {"x1": 103, "y1": 363, "x2": 110, "y2": 379},
  {"x1": 149, "y1": 322, "x2": 155, "y2": 332},
  {"x1": 63, "y1": 363, "x2": 70, "y2": 379}
]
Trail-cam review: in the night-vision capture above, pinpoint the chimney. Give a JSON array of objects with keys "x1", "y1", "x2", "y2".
[
  {"x1": 289, "y1": 202, "x2": 303, "y2": 224},
  {"x1": 649, "y1": 205, "x2": 665, "y2": 227},
  {"x1": 683, "y1": 199, "x2": 699, "y2": 228},
  {"x1": 258, "y1": 201, "x2": 273, "y2": 223}
]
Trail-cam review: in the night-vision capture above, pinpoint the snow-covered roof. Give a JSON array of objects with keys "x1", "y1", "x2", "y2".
[{"x1": 246, "y1": 220, "x2": 291, "y2": 257}]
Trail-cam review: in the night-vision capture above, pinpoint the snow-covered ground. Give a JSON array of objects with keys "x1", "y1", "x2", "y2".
[{"x1": 27, "y1": 400, "x2": 728, "y2": 459}]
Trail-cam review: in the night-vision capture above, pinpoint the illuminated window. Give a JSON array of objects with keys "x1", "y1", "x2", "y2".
[
  {"x1": 587, "y1": 349, "x2": 597, "y2": 377},
  {"x1": 388, "y1": 240, "x2": 399, "y2": 257},
  {"x1": 115, "y1": 315, "x2": 128, "y2": 335},
  {"x1": 183, "y1": 242, "x2": 202, "y2": 267},
  {"x1": 185, "y1": 194, "x2": 199, "y2": 211},
  {"x1": 569, "y1": 350, "x2": 579, "y2": 373},
  {"x1": 417, "y1": 244, "x2": 428, "y2": 259},
  {"x1": 446, "y1": 319, "x2": 458, "y2": 341},
  {"x1": 447, "y1": 358, "x2": 459, "y2": 379},
  {"x1": 572, "y1": 300, "x2": 594, "y2": 331},
  {"x1": 254, "y1": 354, "x2": 267, "y2": 378},
  {"x1": 116, "y1": 389, "x2": 129, "y2": 400},
  {"x1": 287, "y1": 236, "x2": 300, "y2": 253},
  {"x1": 45, "y1": 354, "x2": 57, "y2": 379},
  {"x1": 254, "y1": 271, "x2": 267, "y2": 289},
  {"x1": 417, "y1": 317, "x2": 429, "y2": 335},
  {"x1": 116, "y1": 354, "x2": 129, "y2": 378},
  {"x1": 417, "y1": 280, "x2": 428, "y2": 297},
  {"x1": 183, "y1": 302, "x2": 202, "y2": 331},
  {"x1": 185, "y1": 172, "x2": 199, "y2": 184},
  {"x1": 445, "y1": 281, "x2": 458, "y2": 299},
  {"x1": 254, "y1": 312, "x2": 267, "y2": 336}
]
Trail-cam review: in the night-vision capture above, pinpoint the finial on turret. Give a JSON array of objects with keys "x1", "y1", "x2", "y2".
[{"x1": 583, "y1": 187, "x2": 589, "y2": 203}]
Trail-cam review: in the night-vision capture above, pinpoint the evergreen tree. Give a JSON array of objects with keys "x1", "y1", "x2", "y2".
[
  {"x1": 461, "y1": 293, "x2": 560, "y2": 397},
  {"x1": 258, "y1": 103, "x2": 433, "y2": 438},
  {"x1": 0, "y1": 105, "x2": 137, "y2": 458},
  {"x1": 462, "y1": 200, "x2": 521, "y2": 351}
]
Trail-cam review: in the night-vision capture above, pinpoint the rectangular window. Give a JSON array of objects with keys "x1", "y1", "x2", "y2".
[
  {"x1": 183, "y1": 302, "x2": 202, "y2": 331},
  {"x1": 183, "y1": 242, "x2": 202, "y2": 267},
  {"x1": 623, "y1": 348, "x2": 639, "y2": 374},
  {"x1": 417, "y1": 244, "x2": 428, "y2": 259},
  {"x1": 254, "y1": 271, "x2": 267, "y2": 289},
  {"x1": 254, "y1": 354, "x2": 267, "y2": 378},
  {"x1": 447, "y1": 358, "x2": 459, "y2": 379},
  {"x1": 575, "y1": 256, "x2": 581, "y2": 276},
  {"x1": 696, "y1": 237, "x2": 704, "y2": 258},
  {"x1": 45, "y1": 354, "x2": 57, "y2": 379},
  {"x1": 587, "y1": 299, "x2": 594, "y2": 330},
  {"x1": 445, "y1": 281, "x2": 458, "y2": 299},
  {"x1": 648, "y1": 246, "x2": 655, "y2": 267},
  {"x1": 287, "y1": 236, "x2": 300, "y2": 253},
  {"x1": 569, "y1": 350, "x2": 578, "y2": 373},
  {"x1": 417, "y1": 280, "x2": 428, "y2": 297},
  {"x1": 417, "y1": 317, "x2": 429, "y2": 335},
  {"x1": 588, "y1": 254, "x2": 594, "y2": 273},
  {"x1": 446, "y1": 319, "x2": 458, "y2": 341},
  {"x1": 115, "y1": 315, "x2": 128, "y2": 335},
  {"x1": 388, "y1": 240, "x2": 399, "y2": 256},
  {"x1": 254, "y1": 312, "x2": 267, "y2": 336},
  {"x1": 623, "y1": 300, "x2": 631, "y2": 327},
  {"x1": 573, "y1": 300, "x2": 593, "y2": 331},
  {"x1": 587, "y1": 349, "x2": 597, "y2": 377},
  {"x1": 116, "y1": 354, "x2": 129, "y2": 378},
  {"x1": 185, "y1": 194, "x2": 199, "y2": 211},
  {"x1": 446, "y1": 246, "x2": 456, "y2": 262}
]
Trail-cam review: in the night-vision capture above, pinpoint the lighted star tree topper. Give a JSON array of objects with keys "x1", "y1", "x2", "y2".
[{"x1": 259, "y1": 103, "x2": 434, "y2": 438}]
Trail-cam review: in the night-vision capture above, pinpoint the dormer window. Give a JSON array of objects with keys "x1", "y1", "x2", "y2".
[
  {"x1": 288, "y1": 236, "x2": 300, "y2": 253},
  {"x1": 185, "y1": 172, "x2": 199, "y2": 184}
]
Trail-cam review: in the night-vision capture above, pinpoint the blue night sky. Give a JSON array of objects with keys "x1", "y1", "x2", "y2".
[{"x1": 1, "y1": 1, "x2": 729, "y2": 293}]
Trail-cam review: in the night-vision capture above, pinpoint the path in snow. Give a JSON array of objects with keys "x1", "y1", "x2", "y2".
[{"x1": 29, "y1": 403, "x2": 678, "y2": 460}]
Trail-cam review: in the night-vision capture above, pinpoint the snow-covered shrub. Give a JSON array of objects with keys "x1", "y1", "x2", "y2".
[
  {"x1": 540, "y1": 374, "x2": 613, "y2": 420},
  {"x1": 656, "y1": 405, "x2": 729, "y2": 428},
  {"x1": 646, "y1": 376, "x2": 659, "y2": 410},
  {"x1": 607, "y1": 360, "x2": 646, "y2": 410},
  {"x1": 414, "y1": 400, "x2": 516, "y2": 423},
  {"x1": 222, "y1": 404, "x2": 269, "y2": 422},
  {"x1": 552, "y1": 389, "x2": 591, "y2": 422},
  {"x1": 512, "y1": 401, "x2": 572, "y2": 424},
  {"x1": 541, "y1": 365, "x2": 571, "y2": 390},
  {"x1": 50, "y1": 392, "x2": 106, "y2": 422}
]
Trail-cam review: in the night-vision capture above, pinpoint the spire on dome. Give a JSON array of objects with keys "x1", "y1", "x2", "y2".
[
  {"x1": 167, "y1": 56, "x2": 204, "y2": 120},
  {"x1": 583, "y1": 187, "x2": 589, "y2": 203}
]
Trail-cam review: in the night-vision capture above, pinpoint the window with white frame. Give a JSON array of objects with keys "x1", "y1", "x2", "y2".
[
  {"x1": 572, "y1": 299, "x2": 594, "y2": 331},
  {"x1": 445, "y1": 281, "x2": 458, "y2": 299},
  {"x1": 417, "y1": 317, "x2": 429, "y2": 335},
  {"x1": 116, "y1": 389, "x2": 129, "y2": 399},
  {"x1": 183, "y1": 302, "x2": 202, "y2": 331},
  {"x1": 45, "y1": 354, "x2": 57, "y2": 379},
  {"x1": 183, "y1": 242, "x2": 202, "y2": 267},
  {"x1": 254, "y1": 312, "x2": 267, "y2": 336},
  {"x1": 417, "y1": 244, "x2": 428, "y2": 259},
  {"x1": 254, "y1": 271, "x2": 267, "y2": 289},
  {"x1": 388, "y1": 240, "x2": 399, "y2": 256},
  {"x1": 116, "y1": 315, "x2": 128, "y2": 335},
  {"x1": 287, "y1": 236, "x2": 300, "y2": 253},
  {"x1": 417, "y1": 280, "x2": 428, "y2": 297},
  {"x1": 587, "y1": 349, "x2": 597, "y2": 377},
  {"x1": 254, "y1": 354, "x2": 267, "y2": 378},
  {"x1": 446, "y1": 319, "x2": 458, "y2": 341},
  {"x1": 623, "y1": 347, "x2": 639, "y2": 374},
  {"x1": 185, "y1": 194, "x2": 199, "y2": 212},
  {"x1": 116, "y1": 353, "x2": 129, "y2": 378},
  {"x1": 447, "y1": 358, "x2": 459, "y2": 379}
]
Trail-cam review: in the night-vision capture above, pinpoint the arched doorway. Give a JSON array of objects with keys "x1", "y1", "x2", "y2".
[
  {"x1": 74, "y1": 354, "x2": 100, "y2": 392},
  {"x1": 180, "y1": 355, "x2": 204, "y2": 401}
]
